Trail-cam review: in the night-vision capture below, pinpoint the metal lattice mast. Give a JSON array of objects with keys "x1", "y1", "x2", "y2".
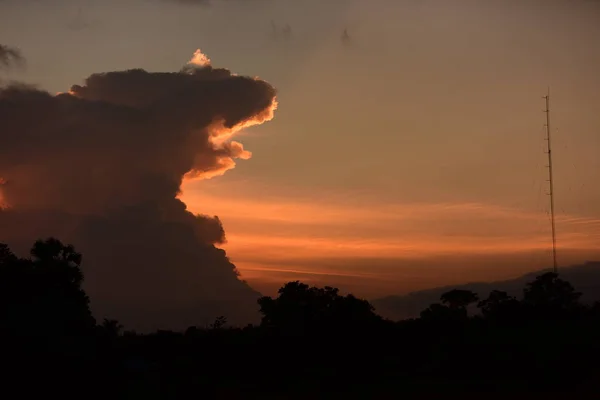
[{"x1": 543, "y1": 87, "x2": 558, "y2": 273}]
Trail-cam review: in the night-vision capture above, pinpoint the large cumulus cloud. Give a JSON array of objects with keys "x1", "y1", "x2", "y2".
[{"x1": 0, "y1": 50, "x2": 277, "y2": 331}]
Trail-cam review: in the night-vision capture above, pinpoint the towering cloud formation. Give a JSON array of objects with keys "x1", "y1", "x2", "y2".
[
  {"x1": 0, "y1": 44, "x2": 24, "y2": 69},
  {"x1": 0, "y1": 50, "x2": 277, "y2": 331}
]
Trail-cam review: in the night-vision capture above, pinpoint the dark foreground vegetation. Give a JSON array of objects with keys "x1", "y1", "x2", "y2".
[{"x1": 2, "y1": 238, "x2": 600, "y2": 399}]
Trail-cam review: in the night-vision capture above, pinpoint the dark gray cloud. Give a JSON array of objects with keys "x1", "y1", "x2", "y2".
[
  {"x1": 0, "y1": 51, "x2": 277, "y2": 331},
  {"x1": 0, "y1": 44, "x2": 24, "y2": 69}
]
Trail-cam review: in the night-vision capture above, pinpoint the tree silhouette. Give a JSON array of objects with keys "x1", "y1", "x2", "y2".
[
  {"x1": 0, "y1": 238, "x2": 95, "y2": 338},
  {"x1": 440, "y1": 289, "x2": 479, "y2": 310},
  {"x1": 2, "y1": 237, "x2": 600, "y2": 396},
  {"x1": 421, "y1": 289, "x2": 480, "y2": 321},
  {"x1": 478, "y1": 290, "x2": 516, "y2": 313},
  {"x1": 419, "y1": 303, "x2": 460, "y2": 321},
  {"x1": 0, "y1": 243, "x2": 17, "y2": 265},
  {"x1": 31, "y1": 238, "x2": 84, "y2": 286},
  {"x1": 0, "y1": 243, "x2": 25, "y2": 332},
  {"x1": 258, "y1": 281, "x2": 379, "y2": 334},
  {"x1": 31, "y1": 238, "x2": 95, "y2": 334},
  {"x1": 523, "y1": 272, "x2": 582, "y2": 317},
  {"x1": 478, "y1": 290, "x2": 522, "y2": 323},
  {"x1": 210, "y1": 316, "x2": 227, "y2": 330},
  {"x1": 590, "y1": 301, "x2": 600, "y2": 318},
  {"x1": 101, "y1": 318, "x2": 124, "y2": 337}
]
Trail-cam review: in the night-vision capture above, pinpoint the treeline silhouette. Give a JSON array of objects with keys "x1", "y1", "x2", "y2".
[{"x1": 1, "y1": 238, "x2": 600, "y2": 399}]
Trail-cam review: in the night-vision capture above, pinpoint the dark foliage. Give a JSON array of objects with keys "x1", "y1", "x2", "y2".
[
  {"x1": 257, "y1": 281, "x2": 381, "y2": 335},
  {"x1": 1, "y1": 238, "x2": 599, "y2": 398}
]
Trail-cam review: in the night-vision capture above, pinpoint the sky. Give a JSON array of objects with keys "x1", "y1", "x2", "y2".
[{"x1": 1, "y1": 0, "x2": 600, "y2": 310}]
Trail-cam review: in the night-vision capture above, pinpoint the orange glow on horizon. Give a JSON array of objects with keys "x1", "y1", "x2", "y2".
[
  {"x1": 179, "y1": 185, "x2": 600, "y2": 296},
  {"x1": 182, "y1": 191, "x2": 600, "y2": 228}
]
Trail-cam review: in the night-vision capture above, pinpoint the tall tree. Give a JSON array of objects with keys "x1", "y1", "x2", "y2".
[
  {"x1": 0, "y1": 238, "x2": 95, "y2": 338},
  {"x1": 523, "y1": 272, "x2": 582, "y2": 317},
  {"x1": 258, "y1": 281, "x2": 379, "y2": 334}
]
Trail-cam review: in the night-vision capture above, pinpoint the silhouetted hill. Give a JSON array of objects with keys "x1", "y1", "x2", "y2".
[{"x1": 372, "y1": 261, "x2": 600, "y2": 321}]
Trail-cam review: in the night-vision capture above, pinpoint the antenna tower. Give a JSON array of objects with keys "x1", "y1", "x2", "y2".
[{"x1": 543, "y1": 87, "x2": 558, "y2": 273}]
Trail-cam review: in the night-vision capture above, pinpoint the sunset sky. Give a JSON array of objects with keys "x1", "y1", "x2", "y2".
[{"x1": 2, "y1": 0, "x2": 599, "y2": 300}]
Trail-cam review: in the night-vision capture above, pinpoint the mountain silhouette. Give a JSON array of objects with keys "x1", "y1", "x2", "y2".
[{"x1": 372, "y1": 261, "x2": 600, "y2": 321}]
